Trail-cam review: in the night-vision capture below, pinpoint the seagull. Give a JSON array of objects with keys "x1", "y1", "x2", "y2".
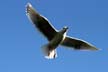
[{"x1": 26, "y1": 3, "x2": 99, "y2": 59}]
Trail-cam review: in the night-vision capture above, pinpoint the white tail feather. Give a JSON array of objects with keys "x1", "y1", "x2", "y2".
[{"x1": 42, "y1": 44, "x2": 57, "y2": 59}]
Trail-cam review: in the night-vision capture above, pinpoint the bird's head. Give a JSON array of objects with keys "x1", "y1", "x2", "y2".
[
  {"x1": 63, "y1": 26, "x2": 68, "y2": 31},
  {"x1": 60, "y1": 26, "x2": 68, "y2": 34}
]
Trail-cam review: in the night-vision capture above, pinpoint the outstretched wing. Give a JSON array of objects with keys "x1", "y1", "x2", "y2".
[
  {"x1": 61, "y1": 36, "x2": 98, "y2": 50},
  {"x1": 26, "y1": 3, "x2": 57, "y2": 41}
]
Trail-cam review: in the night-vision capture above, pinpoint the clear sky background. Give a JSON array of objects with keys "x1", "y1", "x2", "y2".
[{"x1": 0, "y1": 0, "x2": 108, "y2": 72}]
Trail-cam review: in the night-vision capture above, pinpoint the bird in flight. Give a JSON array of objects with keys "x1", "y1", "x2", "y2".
[{"x1": 26, "y1": 3, "x2": 99, "y2": 59}]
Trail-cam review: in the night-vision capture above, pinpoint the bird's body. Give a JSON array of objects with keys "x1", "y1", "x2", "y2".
[
  {"x1": 42, "y1": 28, "x2": 68, "y2": 59},
  {"x1": 26, "y1": 3, "x2": 99, "y2": 59}
]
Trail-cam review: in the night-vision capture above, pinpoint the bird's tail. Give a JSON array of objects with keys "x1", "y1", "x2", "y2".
[{"x1": 41, "y1": 44, "x2": 57, "y2": 59}]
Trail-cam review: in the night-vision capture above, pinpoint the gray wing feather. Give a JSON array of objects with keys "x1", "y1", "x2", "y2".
[
  {"x1": 26, "y1": 3, "x2": 57, "y2": 41},
  {"x1": 61, "y1": 36, "x2": 98, "y2": 50}
]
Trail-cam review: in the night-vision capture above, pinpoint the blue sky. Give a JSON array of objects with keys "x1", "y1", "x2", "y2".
[{"x1": 0, "y1": 0, "x2": 108, "y2": 72}]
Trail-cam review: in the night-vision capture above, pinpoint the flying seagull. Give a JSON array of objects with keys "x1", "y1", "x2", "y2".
[{"x1": 26, "y1": 3, "x2": 99, "y2": 59}]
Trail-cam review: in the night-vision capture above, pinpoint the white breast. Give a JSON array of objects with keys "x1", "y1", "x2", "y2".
[{"x1": 61, "y1": 32, "x2": 66, "y2": 43}]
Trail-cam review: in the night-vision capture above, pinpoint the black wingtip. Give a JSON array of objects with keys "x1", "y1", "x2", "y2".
[
  {"x1": 27, "y1": 2, "x2": 32, "y2": 8},
  {"x1": 26, "y1": 3, "x2": 32, "y2": 13},
  {"x1": 26, "y1": 2, "x2": 38, "y2": 16}
]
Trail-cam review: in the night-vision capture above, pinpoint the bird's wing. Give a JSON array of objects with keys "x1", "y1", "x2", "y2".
[
  {"x1": 61, "y1": 36, "x2": 98, "y2": 50},
  {"x1": 26, "y1": 3, "x2": 57, "y2": 41}
]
